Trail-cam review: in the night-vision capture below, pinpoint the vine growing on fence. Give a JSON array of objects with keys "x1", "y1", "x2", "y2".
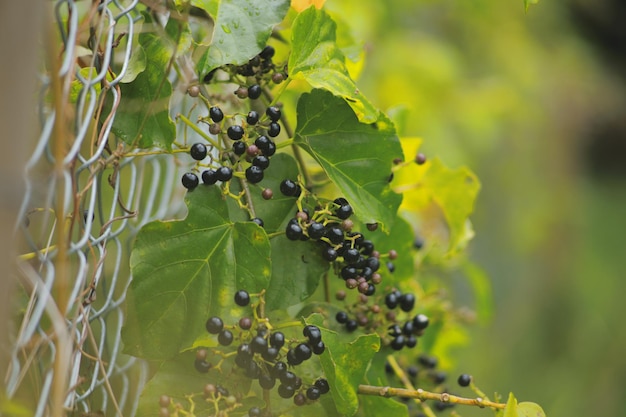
[{"x1": 90, "y1": 1, "x2": 546, "y2": 416}]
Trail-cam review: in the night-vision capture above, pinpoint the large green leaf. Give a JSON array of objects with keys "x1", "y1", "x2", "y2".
[
  {"x1": 225, "y1": 154, "x2": 330, "y2": 310},
  {"x1": 266, "y1": 233, "x2": 328, "y2": 311},
  {"x1": 306, "y1": 314, "x2": 380, "y2": 416},
  {"x1": 289, "y1": 7, "x2": 378, "y2": 123},
  {"x1": 196, "y1": 0, "x2": 290, "y2": 75},
  {"x1": 103, "y1": 18, "x2": 176, "y2": 149},
  {"x1": 122, "y1": 186, "x2": 271, "y2": 360},
  {"x1": 295, "y1": 89, "x2": 403, "y2": 232}
]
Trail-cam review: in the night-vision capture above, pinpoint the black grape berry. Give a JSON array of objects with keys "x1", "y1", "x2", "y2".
[
  {"x1": 308, "y1": 222, "x2": 325, "y2": 240},
  {"x1": 335, "y1": 311, "x2": 348, "y2": 324},
  {"x1": 390, "y1": 335, "x2": 405, "y2": 350},
  {"x1": 264, "y1": 140, "x2": 276, "y2": 156},
  {"x1": 259, "y1": 374, "x2": 276, "y2": 389},
  {"x1": 190, "y1": 143, "x2": 207, "y2": 160},
  {"x1": 326, "y1": 225, "x2": 344, "y2": 245},
  {"x1": 205, "y1": 316, "x2": 223, "y2": 334},
  {"x1": 181, "y1": 173, "x2": 199, "y2": 190},
  {"x1": 280, "y1": 179, "x2": 298, "y2": 196},
  {"x1": 294, "y1": 343, "x2": 312, "y2": 362},
  {"x1": 314, "y1": 378, "x2": 330, "y2": 394},
  {"x1": 216, "y1": 166, "x2": 233, "y2": 182},
  {"x1": 218, "y1": 329, "x2": 234, "y2": 346},
  {"x1": 232, "y1": 141, "x2": 246, "y2": 155},
  {"x1": 270, "y1": 331, "x2": 285, "y2": 349},
  {"x1": 458, "y1": 374, "x2": 472, "y2": 387},
  {"x1": 335, "y1": 203, "x2": 353, "y2": 220},
  {"x1": 311, "y1": 340, "x2": 325, "y2": 355},
  {"x1": 343, "y1": 247, "x2": 360, "y2": 264},
  {"x1": 267, "y1": 122, "x2": 281, "y2": 137},
  {"x1": 209, "y1": 106, "x2": 224, "y2": 122},
  {"x1": 266, "y1": 106, "x2": 281, "y2": 122},
  {"x1": 252, "y1": 155, "x2": 270, "y2": 170},
  {"x1": 278, "y1": 384, "x2": 295, "y2": 399},
  {"x1": 286, "y1": 222, "x2": 303, "y2": 240},
  {"x1": 194, "y1": 359, "x2": 211, "y2": 373},
  {"x1": 234, "y1": 290, "x2": 250, "y2": 306},
  {"x1": 250, "y1": 335, "x2": 268, "y2": 354},
  {"x1": 413, "y1": 314, "x2": 430, "y2": 330},
  {"x1": 385, "y1": 293, "x2": 399, "y2": 309},
  {"x1": 260, "y1": 45, "x2": 275, "y2": 60},
  {"x1": 345, "y1": 319, "x2": 358, "y2": 332},
  {"x1": 306, "y1": 386, "x2": 321, "y2": 400},
  {"x1": 280, "y1": 371, "x2": 297, "y2": 386},
  {"x1": 247, "y1": 111, "x2": 260, "y2": 125},
  {"x1": 322, "y1": 246, "x2": 338, "y2": 261},
  {"x1": 399, "y1": 293, "x2": 415, "y2": 312},
  {"x1": 251, "y1": 217, "x2": 264, "y2": 227},
  {"x1": 303, "y1": 325, "x2": 322, "y2": 344},
  {"x1": 227, "y1": 125, "x2": 244, "y2": 140},
  {"x1": 245, "y1": 165, "x2": 264, "y2": 183},
  {"x1": 255, "y1": 135, "x2": 271, "y2": 152},
  {"x1": 248, "y1": 84, "x2": 262, "y2": 100}
]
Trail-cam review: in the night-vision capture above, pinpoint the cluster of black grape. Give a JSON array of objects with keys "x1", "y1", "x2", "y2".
[
  {"x1": 334, "y1": 288, "x2": 430, "y2": 352},
  {"x1": 181, "y1": 45, "x2": 287, "y2": 192},
  {"x1": 180, "y1": 104, "x2": 281, "y2": 190},
  {"x1": 278, "y1": 188, "x2": 394, "y2": 296},
  {"x1": 227, "y1": 45, "x2": 287, "y2": 87},
  {"x1": 198, "y1": 290, "x2": 330, "y2": 410}
]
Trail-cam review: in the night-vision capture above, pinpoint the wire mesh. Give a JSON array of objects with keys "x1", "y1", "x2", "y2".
[{"x1": 6, "y1": 1, "x2": 192, "y2": 415}]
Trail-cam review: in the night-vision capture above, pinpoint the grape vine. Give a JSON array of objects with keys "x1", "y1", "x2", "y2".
[{"x1": 101, "y1": 2, "x2": 547, "y2": 417}]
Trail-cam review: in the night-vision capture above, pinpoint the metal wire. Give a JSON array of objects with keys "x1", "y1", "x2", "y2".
[{"x1": 6, "y1": 1, "x2": 192, "y2": 415}]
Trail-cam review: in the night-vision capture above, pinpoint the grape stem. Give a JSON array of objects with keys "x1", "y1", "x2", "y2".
[{"x1": 357, "y1": 385, "x2": 507, "y2": 410}]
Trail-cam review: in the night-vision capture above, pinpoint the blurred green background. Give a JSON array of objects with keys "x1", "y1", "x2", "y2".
[{"x1": 325, "y1": 0, "x2": 626, "y2": 416}]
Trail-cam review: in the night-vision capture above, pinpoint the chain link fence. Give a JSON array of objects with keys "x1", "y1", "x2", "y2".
[{"x1": 6, "y1": 1, "x2": 194, "y2": 415}]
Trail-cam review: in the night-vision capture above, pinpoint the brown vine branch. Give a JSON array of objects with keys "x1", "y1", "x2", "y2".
[{"x1": 357, "y1": 385, "x2": 506, "y2": 410}]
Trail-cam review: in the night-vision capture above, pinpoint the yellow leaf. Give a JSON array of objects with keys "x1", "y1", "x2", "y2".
[{"x1": 291, "y1": 0, "x2": 326, "y2": 12}]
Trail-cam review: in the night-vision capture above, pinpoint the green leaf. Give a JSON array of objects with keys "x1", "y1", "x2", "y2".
[
  {"x1": 289, "y1": 7, "x2": 379, "y2": 123},
  {"x1": 517, "y1": 402, "x2": 547, "y2": 417},
  {"x1": 122, "y1": 186, "x2": 271, "y2": 360},
  {"x1": 306, "y1": 314, "x2": 381, "y2": 416},
  {"x1": 393, "y1": 145, "x2": 480, "y2": 254},
  {"x1": 524, "y1": 0, "x2": 539, "y2": 12},
  {"x1": 295, "y1": 89, "x2": 403, "y2": 232},
  {"x1": 266, "y1": 235, "x2": 328, "y2": 311},
  {"x1": 226, "y1": 153, "x2": 300, "y2": 234},
  {"x1": 502, "y1": 393, "x2": 519, "y2": 417},
  {"x1": 120, "y1": 44, "x2": 146, "y2": 83},
  {"x1": 224, "y1": 154, "x2": 330, "y2": 311},
  {"x1": 196, "y1": 0, "x2": 290, "y2": 75},
  {"x1": 70, "y1": 67, "x2": 104, "y2": 103},
  {"x1": 423, "y1": 159, "x2": 480, "y2": 252},
  {"x1": 103, "y1": 22, "x2": 176, "y2": 149}
]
